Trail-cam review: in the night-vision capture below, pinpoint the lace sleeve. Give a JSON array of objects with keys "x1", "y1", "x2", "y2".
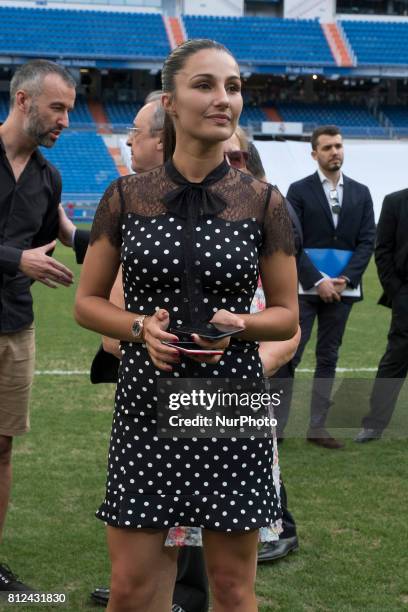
[
  {"x1": 260, "y1": 186, "x2": 295, "y2": 257},
  {"x1": 89, "y1": 179, "x2": 123, "y2": 247}
]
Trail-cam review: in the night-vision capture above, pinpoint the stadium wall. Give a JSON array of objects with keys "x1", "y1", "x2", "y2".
[
  {"x1": 338, "y1": 13, "x2": 408, "y2": 23},
  {"x1": 0, "y1": 0, "x2": 162, "y2": 12},
  {"x1": 183, "y1": 0, "x2": 243, "y2": 17},
  {"x1": 253, "y1": 138, "x2": 408, "y2": 222},
  {"x1": 283, "y1": 0, "x2": 335, "y2": 21}
]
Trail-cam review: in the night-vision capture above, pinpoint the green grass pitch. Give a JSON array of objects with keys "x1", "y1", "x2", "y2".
[{"x1": 2, "y1": 244, "x2": 407, "y2": 611}]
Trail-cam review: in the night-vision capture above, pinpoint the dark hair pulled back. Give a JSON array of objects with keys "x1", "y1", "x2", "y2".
[{"x1": 161, "y1": 39, "x2": 235, "y2": 161}]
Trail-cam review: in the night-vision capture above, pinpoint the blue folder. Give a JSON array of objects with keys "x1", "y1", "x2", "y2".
[{"x1": 305, "y1": 248, "x2": 353, "y2": 278}]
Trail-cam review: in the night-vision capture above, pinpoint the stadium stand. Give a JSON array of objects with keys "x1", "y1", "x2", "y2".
[
  {"x1": 3, "y1": 6, "x2": 408, "y2": 205},
  {"x1": 341, "y1": 20, "x2": 408, "y2": 66},
  {"x1": 277, "y1": 102, "x2": 389, "y2": 138},
  {"x1": 182, "y1": 15, "x2": 336, "y2": 65},
  {"x1": 379, "y1": 105, "x2": 408, "y2": 138},
  {"x1": 381, "y1": 105, "x2": 408, "y2": 127},
  {"x1": 0, "y1": 93, "x2": 9, "y2": 123},
  {"x1": 69, "y1": 95, "x2": 95, "y2": 128},
  {"x1": 0, "y1": 7, "x2": 170, "y2": 60},
  {"x1": 40, "y1": 131, "x2": 118, "y2": 199},
  {"x1": 104, "y1": 101, "x2": 143, "y2": 129},
  {"x1": 239, "y1": 105, "x2": 268, "y2": 126}
]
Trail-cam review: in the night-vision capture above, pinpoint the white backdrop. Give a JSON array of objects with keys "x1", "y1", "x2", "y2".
[
  {"x1": 119, "y1": 136, "x2": 408, "y2": 222},
  {"x1": 255, "y1": 139, "x2": 408, "y2": 222}
]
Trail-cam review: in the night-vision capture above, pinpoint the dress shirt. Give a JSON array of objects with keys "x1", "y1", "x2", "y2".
[
  {"x1": 0, "y1": 138, "x2": 61, "y2": 332},
  {"x1": 317, "y1": 167, "x2": 344, "y2": 228}
]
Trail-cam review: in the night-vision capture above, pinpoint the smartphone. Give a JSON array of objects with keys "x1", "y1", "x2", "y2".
[
  {"x1": 162, "y1": 341, "x2": 224, "y2": 355},
  {"x1": 170, "y1": 322, "x2": 245, "y2": 341}
]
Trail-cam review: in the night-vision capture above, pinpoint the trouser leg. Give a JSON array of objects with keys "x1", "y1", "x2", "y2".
[
  {"x1": 174, "y1": 547, "x2": 209, "y2": 612},
  {"x1": 279, "y1": 480, "x2": 297, "y2": 540},
  {"x1": 363, "y1": 287, "x2": 408, "y2": 431},
  {"x1": 310, "y1": 301, "x2": 352, "y2": 429},
  {"x1": 273, "y1": 300, "x2": 317, "y2": 437}
]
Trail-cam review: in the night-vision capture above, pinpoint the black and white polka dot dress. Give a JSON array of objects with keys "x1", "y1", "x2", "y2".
[{"x1": 90, "y1": 159, "x2": 295, "y2": 539}]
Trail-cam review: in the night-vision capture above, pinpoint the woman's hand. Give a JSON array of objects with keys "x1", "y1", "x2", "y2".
[
  {"x1": 258, "y1": 326, "x2": 301, "y2": 377},
  {"x1": 188, "y1": 310, "x2": 246, "y2": 365},
  {"x1": 143, "y1": 309, "x2": 181, "y2": 372}
]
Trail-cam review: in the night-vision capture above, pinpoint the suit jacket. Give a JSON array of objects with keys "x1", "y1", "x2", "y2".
[
  {"x1": 375, "y1": 188, "x2": 408, "y2": 308},
  {"x1": 287, "y1": 171, "x2": 375, "y2": 302},
  {"x1": 73, "y1": 227, "x2": 120, "y2": 382},
  {"x1": 285, "y1": 198, "x2": 303, "y2": 256}
]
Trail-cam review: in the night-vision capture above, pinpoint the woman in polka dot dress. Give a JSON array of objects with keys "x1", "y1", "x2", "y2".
[{"x1": 75, "y1": 39, "x2": 298, "y2": 612}]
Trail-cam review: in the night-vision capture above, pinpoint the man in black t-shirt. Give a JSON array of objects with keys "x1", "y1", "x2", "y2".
[{"x1": 0, "y1": 60, "x2": 75, "y2": 593}]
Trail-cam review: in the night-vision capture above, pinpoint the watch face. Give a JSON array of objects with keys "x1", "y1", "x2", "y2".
[{"x1": 132, "y1": 319, "x2": 143, "y2": 338}]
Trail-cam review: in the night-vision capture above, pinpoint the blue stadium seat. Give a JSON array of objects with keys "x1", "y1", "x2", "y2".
[
  {"x1": 341, "y1": 20, "x2": 408, "y2": 65},
  {"x1": 104, "y1": 101, "x2": 143, "y2": 129},
  {"x1": 41, "y1": 131, "x2": 119, "y2": 199},
  {"x1": 183, "y1": 15, "x2": 335, "y2": 65},
  {"x1": 69, "y1": 95, "x2": 95, "y2": 128},
  {"x1": 0, "y1": 7, "x2": 170, "y2": 60},
  {"x1": 278, "y1": 102, "x2": 379, "y2": 126},
  {"x1": 277, "y1": 102, "x2": 388, "y2": 137},
  {"x1": 239, "y1": 105, "x2": 268, "y2": 126},
  {"x1": 0, "y1": 93, "x2": 9, "y2": 122},
  {"x1": 380, "y1": 105, "x2": 408, "y2": 127}
]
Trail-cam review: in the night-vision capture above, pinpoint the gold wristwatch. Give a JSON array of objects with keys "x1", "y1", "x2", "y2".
[{"x1": 131, "y1": 315, "x2": 147, "y2": 341}]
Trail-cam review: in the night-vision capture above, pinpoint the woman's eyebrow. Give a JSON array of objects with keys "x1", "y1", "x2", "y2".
[
  {"x1": 188, "y1": 73, "x2": 240, "y2": 82},
  {"x1": 189, "y1": 73, "x2": 214, "y2": 81}
]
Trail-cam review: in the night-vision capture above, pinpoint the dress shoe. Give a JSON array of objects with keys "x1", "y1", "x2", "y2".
[
  {"x1": 257, "y1": 536, "x2": 299, "y2": 563},
  {"x1": 306, "y1": 428, "x2": 344, "y2": 449},
  {"x1": 0, "y1": 563, "x2": 35, "y2": 593},
  {"x1": 91, "y1": 587, "x2": 109, "y2": 607},
  {"x1": 354, "y1": 428, "x2": 383, "y2": 443},
  {"x1": 91, "y1": 586, "x2": 186, "y2": 611}
]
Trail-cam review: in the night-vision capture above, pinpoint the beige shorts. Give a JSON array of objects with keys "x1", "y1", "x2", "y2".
[{"x1": 0, "y1": 325, "x2": 35, "y2": 437}]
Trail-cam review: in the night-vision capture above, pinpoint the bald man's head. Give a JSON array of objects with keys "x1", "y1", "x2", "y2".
[{"x1": 127, "y1": 100, "x2": 164, "y2": 173}]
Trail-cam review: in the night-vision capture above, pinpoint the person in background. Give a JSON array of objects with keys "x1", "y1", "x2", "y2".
[
  {"x1": 356, "y1": 188, "x2": 408, "y2": 442},
  {"x1": 226, "y1": 137, "x2": 300, "y2": 562},
  {"x1": 0, "y1": 60, "x2": 75, "y2": 594},
  {"x1": 284, "y1": 125, "x2": 375, "y2": 449}
]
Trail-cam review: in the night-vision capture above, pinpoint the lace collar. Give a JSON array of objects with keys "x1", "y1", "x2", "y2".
[{"x1": 162, "y1": 158, "x2": 230, "y2": 220}]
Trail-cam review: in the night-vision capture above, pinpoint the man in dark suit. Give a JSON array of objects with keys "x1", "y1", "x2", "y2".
[
  {"x1": 281, "y1": 125, "x2": 375, "y2": 449},
  {"x1": 356, "y1": 189, "x2": 408, "y2": 442}
]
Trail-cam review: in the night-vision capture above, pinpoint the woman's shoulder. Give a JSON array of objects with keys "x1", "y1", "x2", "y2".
[
  {"x1": 229, "y1": 167, "x2": 272, "y2": 195},
  {"x1": 115, "y1": 165, "x2": 167, "y2": 203},
  {"x1": 219, "y1": 167, "x2": 273, "y2": 213},
  {"x1": 111, "y1": 165, "x2": 168, "y2": 216},
  {"x1": 117, "y1": 164, "x2": 165, "y2": 188}
]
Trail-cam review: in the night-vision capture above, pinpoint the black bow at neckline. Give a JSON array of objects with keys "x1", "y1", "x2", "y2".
[{"x1": 162, "y1": 158, "x2": 230, "y2": 219}]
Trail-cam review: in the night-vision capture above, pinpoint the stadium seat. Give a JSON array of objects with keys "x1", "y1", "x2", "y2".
[
  {"x1": 104, "y1": 101, "x2": 143, "y2": 129},
  {"x1": 40, "y1": 131, "x2": 118, "y2": 199},
  {"x1": 276, "y1": 102, "x2": 388, "y2": 137},
  {"x1": 341, "y1": 20, "x2": 408, "y2": 65},
  {"x1": 0, "y1": 7, "x2": 170, "y2": 60},
  {"x1": 240, "y1": 105, "x2": 268, "y2": 126},
  {"x1": 182, "y1": 15, "x2": 335, "y2": 66}
]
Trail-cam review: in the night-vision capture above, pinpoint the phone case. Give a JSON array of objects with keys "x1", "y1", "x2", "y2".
[
  {"x1": 170, "y1": 323, "x2": 244, "y2": 340},
  {"x1": 162, "y1": 341, "x2": 223, "y2": 355}
]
